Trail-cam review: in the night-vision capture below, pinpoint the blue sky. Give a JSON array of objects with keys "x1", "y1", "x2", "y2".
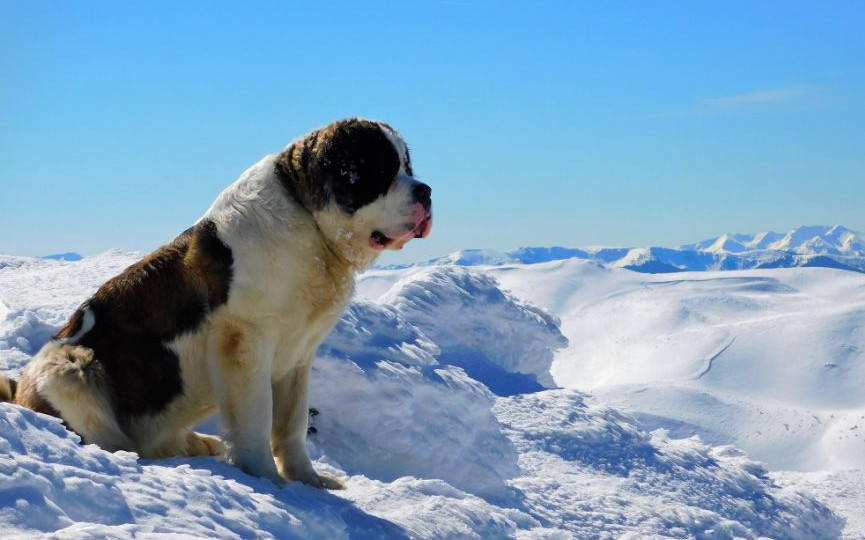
[{"x1": 2, "y1": 1, "x2": 863, "y2": 264}]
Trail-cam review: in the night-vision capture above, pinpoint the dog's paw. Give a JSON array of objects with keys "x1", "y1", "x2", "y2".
[
  {"x1": 287, "y1": 469, "x2": 345, "y2": 490},
  {"x1": 311, "y1": 472, "x2": 346, "y2": 490},
  {"x1": 186, "y1": 432, "x2": 224, "y2": 456}
]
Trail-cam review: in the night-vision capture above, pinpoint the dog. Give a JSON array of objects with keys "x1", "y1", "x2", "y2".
[{"x1": 0, "y1": 118, "x2": 432, "y2": 489}]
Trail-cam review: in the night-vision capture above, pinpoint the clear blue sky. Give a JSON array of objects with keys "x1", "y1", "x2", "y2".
[{"x1": 2, "y1": 1, "x2": 863, "y2": 264}]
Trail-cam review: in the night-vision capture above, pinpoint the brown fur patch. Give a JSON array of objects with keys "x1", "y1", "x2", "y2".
[
  {"x1": 275, "y1": 124, "x2": 330, "y2": 211},
  {"x1": 75, "y1": 219, "x2": 232, "y2": 419},
  {"x1": 87, "y1": 220, "x2": 231, "y2": 339},
  {"x1": 0, "y1": 375, "x2": 16, "y2": 402},
  {"x1": 14, "y1": 370, "x2": 61, "y2": 417},
  {"x1": 15, "y1": 219, "x2": 234, "y2": 423},
  {"x1": 221, "y1": 328, "x2": 244, "y2": 358}
]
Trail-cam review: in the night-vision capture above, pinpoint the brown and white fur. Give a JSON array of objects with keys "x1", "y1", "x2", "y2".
[{"x1": 1, "y1": 119, "x2": 432, "y2": 489}]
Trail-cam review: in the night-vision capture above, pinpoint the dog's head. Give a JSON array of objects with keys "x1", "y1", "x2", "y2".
[{"x1": 277, "y1": 118, "x2": 432, "y2": 266}]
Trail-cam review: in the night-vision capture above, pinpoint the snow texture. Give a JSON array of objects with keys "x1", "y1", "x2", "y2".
[{"x1": 1, "y1": 248, "x2": 862, "y2": 539}]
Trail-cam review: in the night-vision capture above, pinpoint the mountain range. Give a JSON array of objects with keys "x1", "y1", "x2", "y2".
[{"x1": 386, "y1": 225, "x2": 865, "y2": 273}]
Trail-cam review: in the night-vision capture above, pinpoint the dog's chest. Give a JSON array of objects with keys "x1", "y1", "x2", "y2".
[
  {"x1": 224, "y1": 240, "x2": 354, "y2": 354},
  {"x1": 253, "y1": 248, "x2": 351, "y2": 319}
]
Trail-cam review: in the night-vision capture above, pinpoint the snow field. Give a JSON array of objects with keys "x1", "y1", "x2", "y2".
[
  {"x1": 480, "y1": 259, "x2": 865, "y2": 471},
  {"x1": 0, "y1": 251, "x2": 861, "y2": 538}
]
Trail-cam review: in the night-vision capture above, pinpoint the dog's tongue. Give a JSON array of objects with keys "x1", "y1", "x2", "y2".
[
  {"x1": 401, "y1": 203, "x2": 429, "y2": 238},
  {"x1": 369, "y1": 204, "x2": 433, "y2": 250},
  {"x1": 414, "y1": 214, "x2": 432, "y2": 238}
]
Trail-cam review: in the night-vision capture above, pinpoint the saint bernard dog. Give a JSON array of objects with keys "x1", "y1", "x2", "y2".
[{"x1": 0, "y1": 118, "x2": 432, "y2": 489}]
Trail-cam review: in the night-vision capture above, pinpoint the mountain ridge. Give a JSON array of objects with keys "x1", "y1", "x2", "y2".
[{"x1": 383, "y1": 225, "x2": 865, "y2": 274}]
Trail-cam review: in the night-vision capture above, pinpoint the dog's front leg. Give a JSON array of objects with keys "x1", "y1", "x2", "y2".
[
  {"x1": 208, "y1": 322, "x2": 281, "y2": 483},
  {"x1": 271, "y1": 359, "x2": 344, "y2": 489}
]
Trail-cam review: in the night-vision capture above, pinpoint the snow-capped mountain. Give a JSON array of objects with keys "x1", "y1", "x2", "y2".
[
  {"x1": 681, "y1": 225, "x2": 865, "y2": 256},
  {"x1": 388, "y1": 225, "x2": 865, "y2": 274},
  {"x1": 41, "y1": 252, "x2": 83, "y2": 262}
]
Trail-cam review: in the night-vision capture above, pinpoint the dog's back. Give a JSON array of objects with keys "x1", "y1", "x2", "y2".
[{"x1": 6, "y1": 219, "x2": 233, "y2": 453}]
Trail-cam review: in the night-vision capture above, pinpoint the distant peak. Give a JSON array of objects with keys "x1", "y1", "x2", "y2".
[
  {"x1": 41, "y1": 252, "x2": 83, "y2": 261},
  {"x1": 706, "y1": 234, "x2": 748, "y2": 254}
]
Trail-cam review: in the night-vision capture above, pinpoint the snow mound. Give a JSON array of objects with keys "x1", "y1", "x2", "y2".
[
  {"x1": 319, "y1": 300, "x2": 440, "y2": 368},
  {"x1": 0, "y1": 403, "x2": 409, "y2": 540},
  {"x1": 382, "y1": 267, "x2": 568, "y2": 393},
  {"x1": 0, "y1": 306, "x2": 58, "y2": 372},
  {"x1": 496, "y1": 390, "x2": 843, "y2": 539},
  {"x1": 310, "y1": 355, "x2": 521, "y2": 500},
  {"x1": 311, "y1": 267, "x2": 569, "y2": 499},
  {"x1": 774, "y1": 469, "x2": 865, "y2": 540}
]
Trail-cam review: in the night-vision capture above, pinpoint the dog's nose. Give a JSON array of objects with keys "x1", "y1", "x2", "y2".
[{"x1": 413, "y1": 183, "x2": 432, "y2": 211}]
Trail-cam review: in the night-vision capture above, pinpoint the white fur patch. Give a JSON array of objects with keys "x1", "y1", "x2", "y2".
[
  {"x1": 58, "y1": 307, "x2": 95, "y2": 345},
  {"x1": 377, "y1": 122, "x2": 410, "y2": 175}
]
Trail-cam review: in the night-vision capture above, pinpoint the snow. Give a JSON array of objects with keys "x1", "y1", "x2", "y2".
[
  {"x1": 496, "y1": 391, "x2": 841, "y2": 540},
  {"x1": 381, "y1": 267, "x2": 567, "y2": 391},
  {"x1": 482, "y1": 260, "x2": 865, "y2": 472},
  {"x1": 1, "y1": 248, "x2": 863, "y2": 538},
  {"x1": 774, "y1": 469, "x2": 865, "y2": 540}
]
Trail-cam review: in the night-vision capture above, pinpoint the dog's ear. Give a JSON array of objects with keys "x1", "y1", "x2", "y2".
[
  {"x1": 275, "y1": 119, "x2": 372, "y2": 211},
  {"x1": 275, "y1": 129, "x2": 332, "y2": 212},
  {"x1": 275, "y1": 119, "x2": 400, "y2": 214}
]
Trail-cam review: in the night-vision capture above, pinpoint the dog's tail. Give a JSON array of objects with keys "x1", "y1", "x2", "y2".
[{"x1": 0, "y1": 374, "x2": 17, "y2": 403}]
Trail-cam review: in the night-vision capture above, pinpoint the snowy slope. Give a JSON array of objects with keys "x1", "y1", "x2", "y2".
[
  {"x1": 470, "y1": 259, "x2": 865, "y2": 471},
  {"x1": 0, "y1": 251, "x2": 862, "y2": 538},
  {"x1": 358, "y1": 259, "x2": 865, "y2": 538},
  {"x1": 387, "y1": 225, "x2": 865, "y2": 274}
]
